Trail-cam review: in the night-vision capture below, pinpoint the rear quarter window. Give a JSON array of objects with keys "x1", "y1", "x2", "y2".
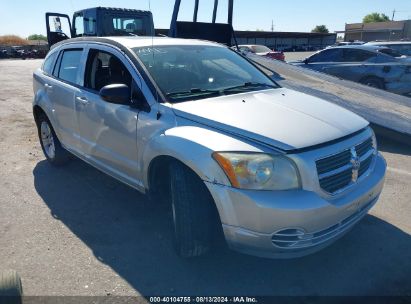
[{"x1": 42, "y1": 51, "x2": 58, "y2": 75}]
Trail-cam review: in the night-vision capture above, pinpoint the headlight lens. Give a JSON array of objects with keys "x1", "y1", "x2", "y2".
[{"x1": 212, "y1": 152, "x2": 300, "y2": 190}]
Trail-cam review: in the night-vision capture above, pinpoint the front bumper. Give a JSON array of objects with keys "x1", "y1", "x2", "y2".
[{"x1": 205, "y1": 153, "x2": 386, "y2": 258}]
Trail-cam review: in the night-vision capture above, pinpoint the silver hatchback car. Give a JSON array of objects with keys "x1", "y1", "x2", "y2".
[{"x1": 33, "y1": 37, "x2": 386, "y2": 258}]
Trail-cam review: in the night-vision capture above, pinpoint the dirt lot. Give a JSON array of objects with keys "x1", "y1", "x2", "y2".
[{"x1": 0, "y1": 59, "x2": 410, "y2": 297}]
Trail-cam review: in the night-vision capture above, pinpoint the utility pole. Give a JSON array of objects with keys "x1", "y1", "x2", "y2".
[
  {"x1": 271, "y1": 20, "x2": 274, "y2": 32},
  {"x1": 392, "y1": 9, "x2": 396, "y2": 21}
]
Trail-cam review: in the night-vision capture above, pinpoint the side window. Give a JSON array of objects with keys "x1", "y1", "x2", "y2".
[
  {"x1": 56, "y1": 49, "x2": 83, "y2": 84},
  {"x1": 74, "y1": 14, "x2": 84, "y2": 36},
  {"x1": 84, "y1": 49, "x2": 132, "y2": 93},
  {"x1": 308, "y1": 49, "x2": 342, "y2": 63},
  {"x1": 342, "y1": 49, "x2": 376, "y2": 62},
  {"x1": 42, "y1": 51, "x2": 58, "y2": 75},
  {"x1": 110, "y1": 16, "x2": 151, "y2": 36}
]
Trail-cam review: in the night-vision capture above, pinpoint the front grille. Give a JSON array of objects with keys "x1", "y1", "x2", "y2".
[
  {"x1": 316, "y1": 137, "x2": 375, "y2": 194},
  {"x1": 319, "y1": 168, "x2": 352, "y2": 193},
  {"x1": 356, "y1": 138, "x2": 373, "y2": 158},
  {"x1": 316, "y1": 149, "x2": 351, "y2": 175}
]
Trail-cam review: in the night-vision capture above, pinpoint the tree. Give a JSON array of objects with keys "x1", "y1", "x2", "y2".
[
  {"x1": 311, "y1": 25, "x2": 329, "y2": 33},
  {"x1": 27, "y1": 34, "x2": 47, "y2": 41},
  {"x1": 362, "y1": 13, "x2": 390, "y2": 23}
]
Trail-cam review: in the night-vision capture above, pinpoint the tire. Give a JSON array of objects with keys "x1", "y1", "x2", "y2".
[
  {"x1": 36, "y1": 113, "x2": 70, "y2": 166},
  {"x1": 0, "y1": 270, "x2": 23, "y2": 304},
  {"x1": 169, "y1": 162, "x2": 217, "y2": 258},
  {"x1": 360, "y1": 77, "x2": 384, "y2": 90}
]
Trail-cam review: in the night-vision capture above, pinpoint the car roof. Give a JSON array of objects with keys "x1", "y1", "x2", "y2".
[
  {"x1": 328, "y1": 45, "x2": 389, "y2": 52},
  {"x1": 54, "y1": 36, "x2": 225, "y2": 49},
  {"x1": 366, "y1": 41, "x2": 411, "y2": 45}
]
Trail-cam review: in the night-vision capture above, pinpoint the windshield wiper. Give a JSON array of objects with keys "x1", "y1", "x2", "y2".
[
  {"x1": 223, "y1": 82, "x2": 277, "y2": 93},
  {"x1": 166, "y1": 88, "x2": 221, "y2": 100}
]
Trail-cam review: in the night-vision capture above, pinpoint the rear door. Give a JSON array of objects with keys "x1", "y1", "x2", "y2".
[
  {"x1": 46, "y1": 46, "x2": 86, "y2": 151},
  {"x1": 305, "y1": 48, "x2": 343, "y2": 72},
  {"x1": 324, "y1": 48, "x2": 378, "y2": 81},
  {"x1": 46, "y1": 13, "x2": 73, "y2": 47}
]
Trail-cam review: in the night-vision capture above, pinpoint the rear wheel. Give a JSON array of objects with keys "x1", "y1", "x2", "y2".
[
  {"x1": 36, "y1": 114, "x2": 70, "y2": 166},
  {"x1": 360, "y1": 77, "x2": 384, "y2": 90},
  {"x1": 169, "y1": 162, "x2": 218, "y2": 258}
]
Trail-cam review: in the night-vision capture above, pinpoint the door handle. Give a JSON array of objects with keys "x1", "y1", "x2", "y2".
[
  {"x1": 45, "y1": 83, "x2": 53, "y2": 89},
  {"x1": 76, "y1": 96, "x2": 89, "y2": 105}
]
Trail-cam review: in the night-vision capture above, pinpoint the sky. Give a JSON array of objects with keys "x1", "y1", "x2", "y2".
[{"x1": 0, "y1": 0, "x2": 410, "y2": 38}]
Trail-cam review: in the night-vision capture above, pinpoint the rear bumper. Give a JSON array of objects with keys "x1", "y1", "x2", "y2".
[{"x1": 205, "y1": 153, "x2": 386, "y2": 258}]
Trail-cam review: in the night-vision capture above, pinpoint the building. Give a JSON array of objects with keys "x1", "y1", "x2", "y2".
[
  {"x1": 337, "y1": 20, "x2": 411, "y2": 42},
  {"x1": 156, "y1": 29, "x2": 337, "y2": 50},
  {"x1": 232, "y1": 31, "x2": 336, "y2": 51}
]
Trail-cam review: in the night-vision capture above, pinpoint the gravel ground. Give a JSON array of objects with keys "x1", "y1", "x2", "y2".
[{"x1": 0, "y1": 59, "x2": 410, "y2": 297}]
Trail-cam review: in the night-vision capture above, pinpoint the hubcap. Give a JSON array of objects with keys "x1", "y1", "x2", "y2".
[{"x1": 40, "y1": 121, "x2": 55, "y2": 159}]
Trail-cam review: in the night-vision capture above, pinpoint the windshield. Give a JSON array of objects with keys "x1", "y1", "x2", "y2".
[
  {"x1": 133, "y1": 45, "x2": 279, "y2": 103},
  {"x1": 252, "y1": 45, "x2": 272, "y2": 53},
  {"x1": 107, "y1": 15, "x2": 153, "y2": 36}
]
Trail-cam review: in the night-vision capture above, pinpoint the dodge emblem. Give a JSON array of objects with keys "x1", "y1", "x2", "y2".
[{"x1": 350, "y1": 147, "x2": 361, "y2": 182}]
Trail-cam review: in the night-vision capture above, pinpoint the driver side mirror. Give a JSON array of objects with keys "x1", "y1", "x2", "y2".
[
  {"x1": 99, "y1": 84, "x2": 130, "y2": 104},
  {"x1": 131, "y1": 83, "x2": 151, "y2": 112}
]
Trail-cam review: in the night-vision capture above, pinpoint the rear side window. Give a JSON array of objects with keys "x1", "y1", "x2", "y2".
[
  {"x1": 342, "y1": 49, "x2": 376, "y2": 62},
  {"x1": 55, "y1": 49, "x2": 83, "y2": 84},
  {"x1": 308, "y1": 49, "x2": 342, "y2": 63},
  {"x1": 42, "y1": 51, "x2": 58, "y2": 75}
]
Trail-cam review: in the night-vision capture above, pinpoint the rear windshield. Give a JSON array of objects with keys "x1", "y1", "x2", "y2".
[
  {"x1": 105, "y1": 15, "x2": 153, "y2": 36},
  {"x1": 252, "y1": 45, "x2": 272, "y2": 53}
]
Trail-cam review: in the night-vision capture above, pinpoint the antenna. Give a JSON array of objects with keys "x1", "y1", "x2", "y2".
[{"x1": 148, "y1": 0, "x2": 161, "y2": 117}]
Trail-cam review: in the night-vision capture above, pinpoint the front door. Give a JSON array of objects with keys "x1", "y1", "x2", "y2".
[
  {"x1": 46, "y1": 13, "x2": 73, "y2": 47},
  {"x1": 75, "y1": 47, "x2": 140, "y2": 188}
]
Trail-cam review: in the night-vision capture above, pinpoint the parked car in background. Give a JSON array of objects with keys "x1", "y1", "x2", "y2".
[
  {"x1": 237, "y1": 44, "x2": 285, "y2": 61},
  {"x1": 0, "y1": 49, "x2": 8, "y2": 59},
  {"x1": 329, "y1": 41, "x2": 365, "y2": 47},
  {"x1": 366, "y1": 41, "x2": 411, "y2": 56},
  {"x1": 33, "y1": 36, "x2": 386, "y2": 259},
  {"x1": 290, "y1": 45, "x2": 411, "y2": 96}
]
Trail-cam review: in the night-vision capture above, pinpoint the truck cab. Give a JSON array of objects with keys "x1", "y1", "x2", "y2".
[{"x1": 46, "y1": 7, "x2": 155, "y2": 47}]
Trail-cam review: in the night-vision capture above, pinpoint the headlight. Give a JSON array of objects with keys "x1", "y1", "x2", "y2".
[{"x1": 212, "y1": 152, "x2": 300, "y2": 190}]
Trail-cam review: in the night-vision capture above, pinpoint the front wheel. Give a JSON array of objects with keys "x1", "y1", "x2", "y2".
[
  {"x1": 37, "y1": 114, "x2": 70, "y2": 166},
  {"x1": 169, "y1": 162, "x2": 218, "y2": 258}
]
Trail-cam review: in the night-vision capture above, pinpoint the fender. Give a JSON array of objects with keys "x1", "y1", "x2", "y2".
[
  {"x1": 141, "y1": 125, "x2": 265, "y2": 189},
  {"x1": 33, "y1": 71, "x2": 58, "y2": 130}
]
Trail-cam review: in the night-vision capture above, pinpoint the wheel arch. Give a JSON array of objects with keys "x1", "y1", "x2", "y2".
[{"x1": 33, "y1": 105, "x2": 46, "y2": 125}]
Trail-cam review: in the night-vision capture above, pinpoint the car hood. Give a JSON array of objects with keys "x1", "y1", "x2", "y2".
[{"x1": 171, "y1": 88, "x2": 368, "y2": 151}]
